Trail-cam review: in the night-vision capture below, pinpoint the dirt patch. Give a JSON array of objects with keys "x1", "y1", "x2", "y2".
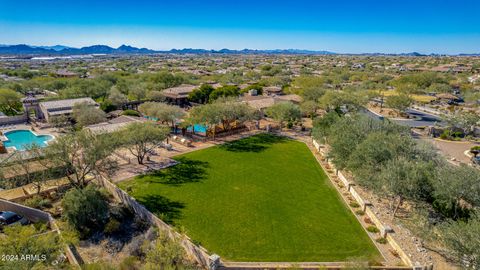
[
  {"x1": 368, "y1": 103, "x2": 410, "y2": 119},
  {"x1": 77, "y1": 218, "x2": 154, "y2": 266}
]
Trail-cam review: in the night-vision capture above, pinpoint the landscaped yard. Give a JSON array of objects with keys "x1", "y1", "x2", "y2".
[{"x1": 118, "y1": 134, "x2": 381, "y2": 262}]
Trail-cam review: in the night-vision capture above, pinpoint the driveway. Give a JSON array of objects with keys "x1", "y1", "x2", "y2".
[
  {"x1": 423, "y1": 137, "x2": 478, "y2": 164},
  {"x1": 363, "y1": 108, "x2": 445, "y2": 128}
]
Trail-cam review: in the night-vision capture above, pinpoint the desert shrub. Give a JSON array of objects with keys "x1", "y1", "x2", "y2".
[
  {"x1": 109, "y1": 204, "x2": 133, "y2": 220},
  {"x1": 349, "y1": 202, "x2": 360, "y2": 208},
  {"x1": 104, "y1": 218, "x2": 121, "y2": 235},
  {"x1": 24, "y1": 195, "x2": 52, "y2": 209},
  {"x1": 133, "y1": 215, "x2": 150, "y2": 231},
  {"x1": 144, "y1": 227, "x2": 158, "y2": 241},
  {"x1": 471, "y1": 146, "x2": 480, "y2": 152},
  {"x1": 119, "y1": 256, "x2": 141, "y2": 270},
  {"x1": 440, "y1": 130, "x2": 463, "y2": 141},
  {"x1": 355, "y1": 210, "x2": 365, "y2": 216},
  {"x1": 439, "y1": 130, "x2": 449, "y2": 140},
  {"x1": 143, "y1": 232, "x2": 195, "y2": 270},
  {"x1": 100, "y1": 100, "x2": 116, "y2": 113},
  {"x1": 62, "y1": 185, "x2": 109, "y2": 237},
  {"x1": 364, "y1": 217, "x2": 373, "y2": 224},
  {"x1": 83, "y1": 262, "x2": 116, "y2": 270},
  {"x1": 126, "y1": 227, "x2": 157, "y2": 258},
  {"x1": 375, "y1": 237, "x2": 388, "y2": 244},
  {"x1": 127, "y1": 235, "x2": 147, "y2": 258},
  {"x1": 122, "y1": 109, "x2": 140, "y2": 117},
  {"x1": 0, "y1": 224, "x2": 62, "y2": 269},
  {"x1": 366, "y1": 225, "x2": 380, "y2": 233},
  {"x1": 191, "y1": 239, "x2": 202, "y2": 247},
  {"x1": 389, "y1": 249, "x2": 400, "y2": 258}
]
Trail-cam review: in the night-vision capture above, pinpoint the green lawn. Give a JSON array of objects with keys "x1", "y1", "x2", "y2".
[{"x1": 118, "y1": 134, "x2": 381, "y2": 262}]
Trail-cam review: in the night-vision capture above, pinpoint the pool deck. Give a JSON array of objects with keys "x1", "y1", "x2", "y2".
[
  {"x1": 0, "y1": 123, "x2": 60, "y2": 155},
  {"x1": 0, "y1": 123, "x2": 59, "y2": 138}
]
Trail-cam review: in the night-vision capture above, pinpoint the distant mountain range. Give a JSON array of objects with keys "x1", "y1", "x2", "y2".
[
  {"x1": 0, "y1": 44, "x2": 478, "y2": 56},
  {"x1": 0, "y1": 44, "x2": 336, "y2": 56},
  {"x1": 35, "y1": 45, "x2": 74, "y2": 51},
  {"x1": 0, "y1": 44, "x2": 158, "y2": 55}
]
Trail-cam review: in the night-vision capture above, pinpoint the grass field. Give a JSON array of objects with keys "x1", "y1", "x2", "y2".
[
  {"x1": 382, "y1": 90, "x2": 437, "y2": 103},
  {"x1": 118, "y1": 134, "x2": 381, "y2": 262}
]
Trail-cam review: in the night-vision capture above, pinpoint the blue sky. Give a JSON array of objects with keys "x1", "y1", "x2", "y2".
[{"x1": 0, "y1": 0, "x2": 479, "y2": 53}]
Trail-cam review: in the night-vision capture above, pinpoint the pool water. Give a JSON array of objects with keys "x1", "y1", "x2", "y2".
[
  {"x1": 3, "y1": 130, "x2": 54, "y2": 151},
  {"x1": 145, "y1": 115, "x2": 208, "y2": 134},
  {"x1": 187, "y1": 124, "x2": 208, "y2": 133},
  {"x1": 144, "y1": 116, "x2": 159, "y2": 121}
]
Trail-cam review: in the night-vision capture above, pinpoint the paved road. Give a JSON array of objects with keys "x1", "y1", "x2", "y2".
[
  {"x1": 363, "y1": 108, "x2": 445, "y2": 127},
  {"x1": 396, "y1": 108, "x2": 445, "y2": 127}
]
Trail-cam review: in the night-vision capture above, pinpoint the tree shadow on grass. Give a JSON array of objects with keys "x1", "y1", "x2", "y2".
[
  {"x1": 219, "y1": 133, "x2": 289, "y2": 153},
  {"x1": 137, "y1": 194, "x2": 185, "y2": 224},
  {"x1": 141, "y1": 157, "x2": 209, "y2": 186}
]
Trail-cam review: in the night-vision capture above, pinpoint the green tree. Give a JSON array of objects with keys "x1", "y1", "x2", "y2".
[
  {"x1": 385, "y1": 94, "x2": 412, "y2": 114},
  {"x1": 147, "y1": 90, "x2": 166, "y2": 102},
  {"x1": 118, "y1": 122, "x2": 170, "y2": 164},
  {"x1": 108, "y1": 87, "x2": 128, "y2": 107},
  {"x1": 62, "y1": 185, "x2": 109, "y2": 237},
  {"x1": 209, "y1": 85, "x2": 240, "y2": 101},
  {"x1": 433, "y1": 164, "x2": 480, "y2": 219},
  {"x1": 346, "y1": 132, "x2": 418, "y2": 189},
  {"x1": 392, "y1": 72, "x2": 448, "y2": 95},
  {"x1": 300, "y1": 100, "x2": 319, "y2": 118},
  {"x1": 188, "y1": 84, "x2": 215, "y2": 104},
  {"x1": 45, "y1": 129, "x2": 118, "y2": 188},
  {"x1": 318, "y1": 90, "x2": 366, "y2": 112},
  {"x1": 0, "y1": 224, "x2": 62, "y2": 269},
  {"x1": 378, "y1": 157, "x2": 434, "y2": 218},
  {"x1": 215, "y1": 98, "x2": 256, "y2": 131},
  {"x1": 129, "y1": 83, "x2": 147, "y2": 101},
  {"x1": 265, "y1": 102, "x2": 301, "y2": 129},
  {"x1": 312, "y1": 111, "x2": 341, "y2": 143},
  {"x1": 150, "y1": 71, "x2": 185, "y2": 89},
  {"x1": 188, "y1": 102, "x2": 224, "y2": 139},
  {"x1": 72, "y1": 101, "x2": 107, "y2": 128},
  {"x1": 59, "y1": 78, "x2": 112, "y2": 100},
  {"x1": 188, "y1": 97, "x2": 257, "y2": 133},
  {"x1": 302, "y1": 87, "x2": 326, "y2": 102},
  {"x1": 428, "y1": 83, "x2": 451, "y2": 93},
  {"x1": 445, "y1": 111, "x2": 480, "y2": 136},
  {"x1": 50, "y1": 114, "x2": 71, "y2": 128},
  {"x1": 0, "y1": 88, "x2": 22, "y2": 115},
  {"x1": 440, "y1": 218, "x2": 480, "y2": 269},
  {"x1": 289, "y1": 76, "x2": 328, "y2": 99},
  {"x1": 326, "y1": 115, "x2": 407, "y2": 169},
  {"x1": 138, "y1": 102, "x2": 185, "y2": 128}
]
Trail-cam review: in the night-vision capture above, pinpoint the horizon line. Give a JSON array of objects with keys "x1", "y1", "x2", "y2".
[{"x1": 1, "y1": 43, "x2": 479, "y2": 56}]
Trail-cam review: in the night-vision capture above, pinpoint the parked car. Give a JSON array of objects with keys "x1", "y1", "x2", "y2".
[{"x1": 0, "y1": 211, "x2": 29, "y2": 227}]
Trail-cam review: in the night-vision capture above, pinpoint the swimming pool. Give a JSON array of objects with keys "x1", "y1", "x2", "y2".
[
  {"x1": 2, "y1": 130, "x2": 54, "y2": 151},
  {"x1": 187, "y1": 124, "x2": 208, "y2": 133},
  {"x1": 145, "y1": 115, "x2": 208, "y2": 134}
]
